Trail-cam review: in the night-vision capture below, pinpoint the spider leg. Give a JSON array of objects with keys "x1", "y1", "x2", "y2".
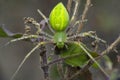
[
  {"x1": 40, "y1": 31, "x2": 53, "y2": 39},
  {"x1": 78, "y1": 42, "x2": 110, "y2": 78},
  {"x1": 72, "y1": 20, "x2": 87, "y2": 29},
  {"x1": 4, "y1": 35, "x2": 39, "y2": 46},
  {"x1": 67, "y1": 31, "x2": 106, "y2": 44},
  {"x1": 5, "y1": 34, "x2": 52, "y2": 47},
  {"x1": 10, "y1": 42, "x2": 46, "y2": 80},
  {"x1": 37, "y1": 9, "x2": 55, "y2": 34},
  {"x1": 66, "y1": 0, "x2": 81, "y2": 35},
  {"x1": 82, "y1": 31, "x2": 106, "y2": 43},
  {"x1": 66, "y1": 19, "x2": 87, "y2": 35}
]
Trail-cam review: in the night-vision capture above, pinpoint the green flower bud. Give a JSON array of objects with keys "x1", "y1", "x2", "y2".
[{"x1": 49, "y1": 2, "x2": 69, "y2": 32}]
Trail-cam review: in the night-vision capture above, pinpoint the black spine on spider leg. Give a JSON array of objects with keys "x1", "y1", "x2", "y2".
[{"x1": 39, "y1": 46, "x2": 49, "y2": 80}]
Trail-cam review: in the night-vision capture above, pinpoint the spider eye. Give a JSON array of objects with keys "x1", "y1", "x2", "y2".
[
  {"x1": 57, "y1": 42, "x2": 64, "y2": 48},
  {"x1": 49, "y1": 2, "x2": 69, "y2": 32}
]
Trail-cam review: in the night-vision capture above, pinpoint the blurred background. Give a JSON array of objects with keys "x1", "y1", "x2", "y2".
[{"x1": 0, "y1": 0, "x2": 120, "y2": 80}]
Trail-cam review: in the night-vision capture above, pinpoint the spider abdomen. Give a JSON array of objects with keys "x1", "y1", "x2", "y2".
[{"x1": 49, "y1": 2, "x2": 69, "y2": 32}]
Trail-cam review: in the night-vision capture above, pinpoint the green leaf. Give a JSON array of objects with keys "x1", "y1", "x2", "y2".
[
  {"x1": 0, "y1": 26, "x2": 22, "y2": 38},
  {"x1": 49, "y1": 2, "x2": 69, "y2": 31},
  {"x1": 92, "y1": 62, "x2": 99, "y2": 68},
  {"x1": 0, "y1": 26, "x2": 9, "y2": 37},
  {"x1": 57, "y1": 42, "x2": 99, "y2": 67},
  {"x1": 50, "y1": 64, "x2": 61, "y2": 80},
  {"x1": 103, "y1": 55, "x2": 112, "y2": 70}
]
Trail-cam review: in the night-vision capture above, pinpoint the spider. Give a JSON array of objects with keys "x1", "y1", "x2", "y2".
[{"x1": 8, "y1": 2, "x2": 108, "y2": 80}]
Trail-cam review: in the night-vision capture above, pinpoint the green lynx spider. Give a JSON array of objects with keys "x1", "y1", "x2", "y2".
[{"x1": 8, "y1": 2, "x2": 109, "y2": 80}]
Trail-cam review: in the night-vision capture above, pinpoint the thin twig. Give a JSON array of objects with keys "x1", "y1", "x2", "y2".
[
  {"x1": 77, "y1": 0, "x2": 91, "y2": 33},
  {"x1": 67, "y1": 0, "x2": 72, "y2": 13},
  {"x1": 70, "y1": 0, "x2": 81, "y2": 23},
  {"x1": 57, "y1": 62, "x2": 64, "y2": 80},
  {"x1": 98, "y1": 35, "x2": 120, "y2": 59},
  {"x1": 64, "y1": 66, "x2": 69, "y2": 80}
]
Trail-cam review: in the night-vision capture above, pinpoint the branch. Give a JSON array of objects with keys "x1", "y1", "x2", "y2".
[
  {"x1": 101, "y1": 36, "x2": 120, "y2": 55},
  {"x1": 70, "y1": 0, "x2": 81, "y2": 24},
  {"x1": 94, "y1": 35, "x2": 120, "y2": 61},
  {"x1": 69, "y1": 35, "x2": 120, "y2": 80},
  {"x1": 67, "y1": 0, "x2": 72, "y2": 13},
  {"x1": 40, "y1": 46, "x2": 49, "y2": 80},
  {"x1": 77, "y1": 0, "x2": 92, "y2": 33}
]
